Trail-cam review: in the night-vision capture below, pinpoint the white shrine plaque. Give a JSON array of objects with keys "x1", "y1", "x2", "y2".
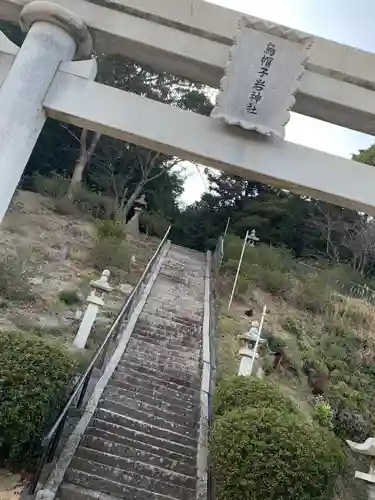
[{"x1": 211, "y1": 18, "x2": 313, "y2": 138}]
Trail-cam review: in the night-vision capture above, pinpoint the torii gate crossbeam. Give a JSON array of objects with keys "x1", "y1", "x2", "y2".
[
  {"x1": 0, "y1": 0, "x2": 374, "y2": 222},
  {"x1": 1, "y1": 0, "x2": 375, "y2": 135}
]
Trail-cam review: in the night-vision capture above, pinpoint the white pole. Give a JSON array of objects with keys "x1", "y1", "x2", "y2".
[
  {"x1": 228, "y1": 230, "x2": 249, "y2": 310},
  {"x1": 249, "y1": 305, "x2": 267, "y2": 376},
  {"x1": 223, "y1": 217, "x2": 230, "y2": 238},
  {"x1": 0, "y1": 1, "x2": 92, "y2": 224}
]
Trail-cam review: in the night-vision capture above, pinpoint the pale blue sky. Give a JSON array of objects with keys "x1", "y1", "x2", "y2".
[{"x1": 181, "y1": 0, "x2": 375, "y2": 204}]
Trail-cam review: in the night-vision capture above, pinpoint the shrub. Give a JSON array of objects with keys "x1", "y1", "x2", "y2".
[
  {"x1": 313, "y1": 396, "x2": 333, "y2": 427},
  {"x1": 96, "y1": 219, "x2": 125, "y2": 240},
  {"x1": 244, "y1": 244, "x2": 295, "y2": 273},
  {"x1": 0, "y1": 330, "x2": 80, "y2": 468},
  {"x1": 282, "y1": 316, "x2": 304, "y2": 338},
  {"x1": 58, "y1": 289, "x2": 81, "y2": 306},
  {"x1": 74, "y1": 188, "x2": 115, "y2": 220},
  {"x1": 213, "y1": 376, "x2": 297, "y2": 417},
  {"x1": 224, "y1": 238, "x2": 295, "y2": 275},
  {"x1": 290, "y1": 274, "x2": 333, "y2": 314},
  {"x1": 333, "y1": 409, "x2": 372, "y2": 442},
  {"x1": 90, "y1": 237, "x2": 129, "y2": 272},
  {"x1": 140, "y1": 211, "x2": 170, "y2": 238},
  {"x1": 32, "y1": 172, "x2": 69, "y2": 199},
  {"x1": 53, "y1": 197, "x2": 80, "y2": 216},
  {"x1": 249, "y1": 267, "x2": 292, "y2": 296},
  {"x1": 212, "y1": 406, "x2": 345, "y2": 500},
  {"x1": 0, "y1": 253, "x2": 34, "y2": 302}
]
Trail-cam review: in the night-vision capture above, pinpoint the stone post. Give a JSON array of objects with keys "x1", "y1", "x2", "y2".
[
  {"x1": 73, "y1": 270, "x2": 112, "y2": 349},
  {"x1": 347, "y1": 438, "x2": 375, "y2": 500},
  {"x1": 126, "y1": 194, "x2": 147, "y2": 237},
  {"x1": 238, "y1": 320, "x2": 266, "y2": 377},
  {"x1": 0, "y1": 1, "x2": 92, "y2": 224}
]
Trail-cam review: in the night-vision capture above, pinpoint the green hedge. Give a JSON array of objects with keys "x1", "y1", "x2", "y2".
[
  {"x1": 213, "y1": 376, "x2": 298, "y2": 417},
  {"x1": 0, "y1": 330, "x2": 80, "y2": 468},
  {"x1": 212, "y1": 406, "x2": 345, "y2": 500}
]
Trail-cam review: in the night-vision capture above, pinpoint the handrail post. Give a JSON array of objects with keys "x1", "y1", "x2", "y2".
[
  {"x1": 47, "y1": 414, "x2": 67, "y2": 463},
  {"x1": 77, "y1": 367, "x2": 93, "y2": 409},
  {"x1": 29, "y1": 445, "x2": 49, "y2": 494}
]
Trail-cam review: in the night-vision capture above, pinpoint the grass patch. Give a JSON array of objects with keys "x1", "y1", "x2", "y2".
[{"x1": 0, "y1": 253, "x2": 34, "y2": 303}]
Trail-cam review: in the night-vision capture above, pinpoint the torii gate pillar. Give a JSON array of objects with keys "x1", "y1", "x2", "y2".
[{"x1": 0, "y1": 0, "x2": 92, "y2": 223}]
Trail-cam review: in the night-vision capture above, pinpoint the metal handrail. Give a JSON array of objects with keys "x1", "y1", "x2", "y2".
[{"x1": 29, "y1": 226, "x2": 171, "y2": 494}]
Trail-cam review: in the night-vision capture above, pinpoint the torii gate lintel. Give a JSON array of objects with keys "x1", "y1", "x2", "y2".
[{"x1": 0, "y1": 0, "x2": 374, "y2": 224}]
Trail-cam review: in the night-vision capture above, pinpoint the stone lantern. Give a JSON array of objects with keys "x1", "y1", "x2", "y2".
[
  {"x1": 248, "y1": 229, "x2": 260, "y2": 247},
  {"x1": 238, "y1": 320, "x2": 266, "y2": 377},
  {"x1": 126, "y1": 194, "x2": 147, "y2": 237},
  {"x1": 347, "y1": 438, "x2": 375, "y2": 500},
  {"x1": 73, "y1": 269, "x2": 112, "y2": 349}
]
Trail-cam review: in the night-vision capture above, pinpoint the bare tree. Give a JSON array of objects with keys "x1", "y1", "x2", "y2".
[
  {"x1": 309, "y1": 201, "x2": 375, "y2": 276},
  {"x1": 341, "y1": 218, "x2": 375, "y2": 276},
  {"x1": 308, "y1": 202, "x2": 342, "y2": 264},
  {"x1": 122, "y1": 151, "x2": 180, "y2": 221},
  {"x1": 91, "y1": 147, "x2": 181, "y2": 223},
  {"x1": 67, "y1": 129, "x2": 101, "y2": 199}
]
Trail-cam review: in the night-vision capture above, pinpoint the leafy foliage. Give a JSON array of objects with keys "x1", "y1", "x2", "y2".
[
  {"x1": 213, "y1": 376, "x2": 297, "y2": 417},
  {"x1": 212, "y1": 406, "x2": 346, "y2": 500},
  {"x1": 58, "y1": 289, "x2": 81, "y2": 306},
  {"x1": 96, "y1": 219, "x2": 126, "y2": 240},
  {"x1": 90, "y1": 222, "x2": 129, "y2": 273},
  {"x1": 0, "y1": 330, "x2": 80, "y2": 468},
  {"x1": 32, "y1": 172, "x2": 69, "y2": 199},
  {"x1": 313, "y1": 396, "x2": 334, "y2": 428},
  {"x1": 140, "y1": 211, "x2": 170, "y2": 237}
]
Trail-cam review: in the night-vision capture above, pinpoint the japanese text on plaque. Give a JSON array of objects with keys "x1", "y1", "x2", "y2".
[{"x1": 246, "y1": 42, "x2": 276, "y2": 115}]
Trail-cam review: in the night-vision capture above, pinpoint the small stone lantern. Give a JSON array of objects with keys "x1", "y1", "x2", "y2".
[
  {"x1": 73, "y1": 269, "x2": 112, "y2": 349},
  {"x1": 248, "y1": 229, "x2": 260, "y2": 247},
  {"x1": 238, "y1": 320, "x2": 266, "y2": 377},
  {"x1": 126, "y1": 194, "x2": 147, "y2": 237},
  {"x1": 347, "y1": 438, "x2": 375, "y2": 500}
]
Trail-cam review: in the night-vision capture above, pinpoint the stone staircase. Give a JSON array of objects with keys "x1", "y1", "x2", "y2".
[{"x1": 57, "y1": 244, "x2": 206, "y2": 500}]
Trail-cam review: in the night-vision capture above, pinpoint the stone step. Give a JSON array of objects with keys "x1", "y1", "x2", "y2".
[
  {"x1": 80, "y1": 434, "x2": 196, "y2": 477},
  {"x1": 125, "y1": 341, "x2": 199, "y2": 366},
  {"x1": 103, "y1": 385, "x2": 197, "y2": 419},
  {"x1": 138, "y1": 308, "x2": 202, "y2": 325},
  {"x1": 98, "y1": 401, "x2": 197, "y2": 439},
  {"x1": 59, "y1": 482, "x2": 122, "y2": 500},
  {"x1": 65, "y1": 469, "x2": 183, "y2": 500},
  {"x1": 118, "y1": 354, "x2": 199, "y2": 380},
  {"x1": 115, "y1": 363, "x2": 200, "y2": 390},
  {"x1": 75, "y1": 445, "x2": 196, "y2": 489},
  {"x1": 134, "y1": 324, "x2": 200, "y2": 347},
  {"x1": 135, "y1": 321, "x2": 202, "y2": 339},
  {"x1": 87, "y1": 421, "x2": 196, "y2": 463},
  {"x1": 112, "y1": 368, "x2": 199, "y2": 399},
  {"x1": 127, "y1": 337, "x2": 199, "y2": 360},
  {"x1": 100, "y1": 392, "x2": 196, "y2": 428},
  {"x1": 106, "y1": 379, "x2": 198, "y2": 410},
  {"x1": 131, "y1": 328, "x2": 200, "y2": 350},
  {"x1": 94, "y1": 409, "x2": 197, "y2": 448},
  {"x1": 128, "y1": 337, "x2": 201, "y2": 361},
  {"x1": 139, "y1": 302, "x2": 204, "y2": 318},
  {"x1": 138, "y1": 313, "x2": 202, "y2": 332},
  {"x1": 68, "y1": 457, "x2": 195, "y2": 500}
]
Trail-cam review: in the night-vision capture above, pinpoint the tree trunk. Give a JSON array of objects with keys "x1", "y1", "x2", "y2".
[
  {"x1": 123, "y1": 181, "x2": 144, "y2": 222},
  {"x1": 68, "y1": 156, "x2": 86, "y2": 199},
  {"x1": 67, "y1": 130, "x2": 101, "y2": 199}
]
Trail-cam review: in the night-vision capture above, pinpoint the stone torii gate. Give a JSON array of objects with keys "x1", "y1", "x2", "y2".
[{"x1": 1, "y1": 0, "x2": 375, "y2": 224}]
